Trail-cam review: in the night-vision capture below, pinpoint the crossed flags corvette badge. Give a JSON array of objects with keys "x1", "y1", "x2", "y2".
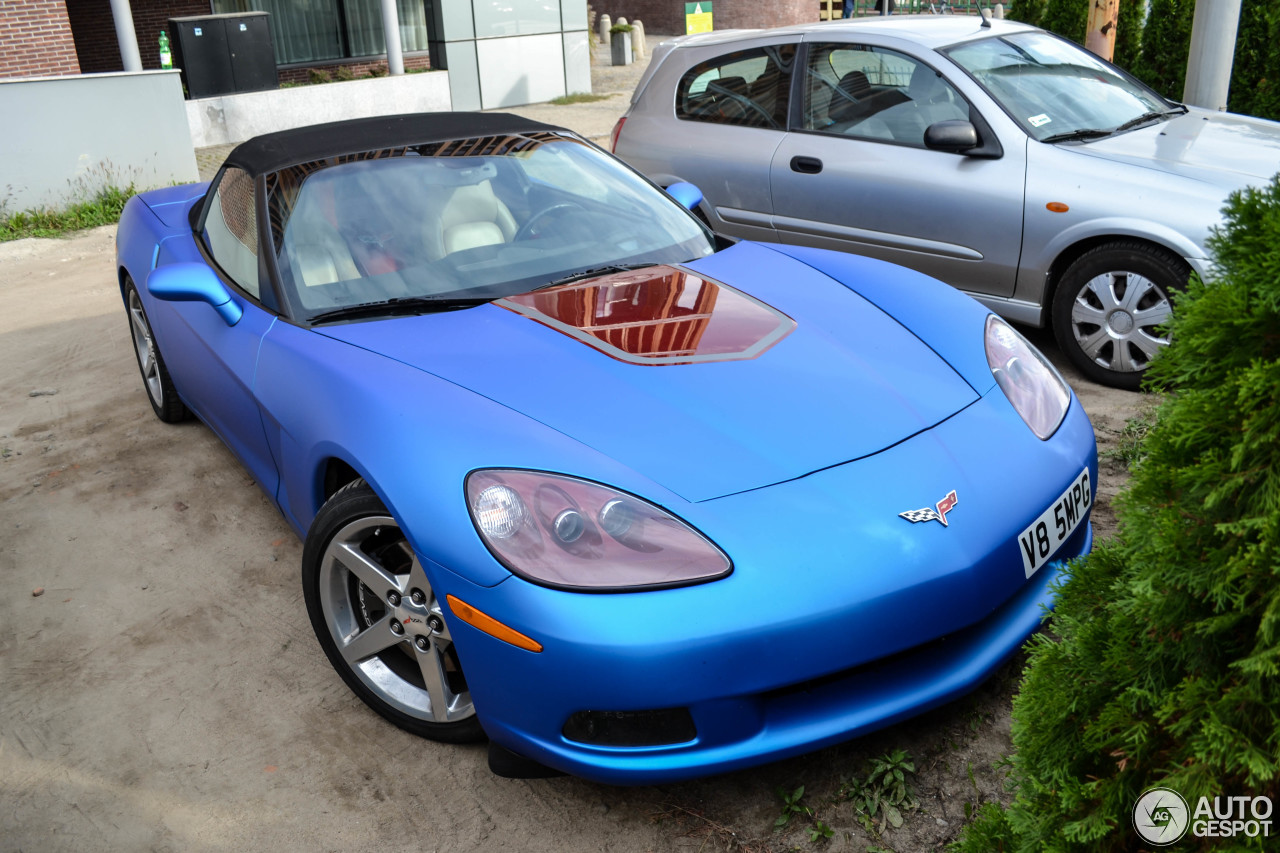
[{"x1": 899, "y1": 490, "x2": 958, "y2": 527}]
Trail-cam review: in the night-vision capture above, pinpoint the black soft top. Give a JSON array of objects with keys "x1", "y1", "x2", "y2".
[{"x1": 223, "y1": 112, "x2": 564, "y2": 177}]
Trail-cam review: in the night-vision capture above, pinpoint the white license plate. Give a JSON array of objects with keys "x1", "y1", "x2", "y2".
[{"x1": 1019, "y1": 468, "x2": 1091, "y2": 578}]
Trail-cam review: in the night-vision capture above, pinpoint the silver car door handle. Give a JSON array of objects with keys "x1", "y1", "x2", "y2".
[{"x1": 789, "y1": 156, "x2": 823, "y2": 174}]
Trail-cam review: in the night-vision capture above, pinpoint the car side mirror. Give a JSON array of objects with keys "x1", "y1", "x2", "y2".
[
  {"x1": 148, "y1": 263, "x2": 243, "y2": 326},
  {"x1": 666, "y1": 181, "x2": 704, "y2": 212},
  {"x1": 924, "y1": 120, "x2": 980, "y2": 154}
]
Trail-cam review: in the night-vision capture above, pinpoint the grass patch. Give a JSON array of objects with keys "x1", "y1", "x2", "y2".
[
  {"x1": 548, "y1": 92, "x2": 614, "y2": 105},
  {"x1": 1, "y1": 184, "x2": 136, "y2": 242}
]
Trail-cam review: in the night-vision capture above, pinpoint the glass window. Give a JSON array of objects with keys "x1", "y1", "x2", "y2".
[
  {"x1": 802, "y1": 44, "x2": 969, "y2": 146},
  {"x1": 265, "y1": 135, "x2": 715, "y2": 320},
  {"x1": 676, "y1": 45, "x2": 796, "y2": 130},
  {"x1": 945, "y1": 32, "x2": 1170, "y2": 141},
  {"x1": 212, "y1": 0, "x2": 430, "y2": 65},
  {"x1": 203, "y1": 167, "x2": 261, "y2": 298}
]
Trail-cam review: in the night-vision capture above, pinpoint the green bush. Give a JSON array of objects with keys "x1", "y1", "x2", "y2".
[
  {"x1": 1130, "y1": 0, "x2": 1194, "y2": 101},
  {"x1": 1229, "y1": 4, "x2": 1280, "y2": 121},
  {"x1": 953, "y1": 174, "x2": 1280, "y2": 852},
  {"x1": 1006, "y1": 0, "x2": 1144, "y2": 70},
  {"x1": 1005, "y1": 0, "x2": 1043, "y2": 26},
  {"x1": 1038, "y1": 0, "x2": 1086, "y2": 40}
]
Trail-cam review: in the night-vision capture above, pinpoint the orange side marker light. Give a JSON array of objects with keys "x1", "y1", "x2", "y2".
[
  {"x1": 1046, "y1": 202, "x2": 1070, "y2": 213},
  {"x1": 446, "y1": 594, "x2": 543, "y2": 652}
]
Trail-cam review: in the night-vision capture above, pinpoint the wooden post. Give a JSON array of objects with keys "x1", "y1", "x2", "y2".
[{"x1": 1085, "y1": 0, "x2": 1120, "y2": 61}]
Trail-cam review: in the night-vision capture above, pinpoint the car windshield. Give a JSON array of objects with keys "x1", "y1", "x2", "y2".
[
  {"x1": 944, "y1": 32, "x2": 1174, "y2": 142},
  {"x1": 266, "y1": 132, "x2": 714, "y2": 321}
]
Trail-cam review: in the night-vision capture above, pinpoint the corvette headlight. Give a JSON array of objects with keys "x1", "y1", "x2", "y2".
[
  {"x1": 466, "y1": 470, "x2": 731, "y2": 590},
  {"x1": 985, "y1": 315, "x2": 1070, "y2": 440}
]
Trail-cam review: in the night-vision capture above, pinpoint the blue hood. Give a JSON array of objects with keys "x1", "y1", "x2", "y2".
[{"x1": 316, "y1": 243, "x2": 979, "y2": 502}]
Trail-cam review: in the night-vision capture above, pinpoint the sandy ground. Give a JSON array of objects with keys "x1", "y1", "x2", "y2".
[
  {"x1": 0, "y1": 232, "x2": 1145, "y2": 853},
  {"x1": 1, "y1": 35, "x2": 1149, "y2": 853}
]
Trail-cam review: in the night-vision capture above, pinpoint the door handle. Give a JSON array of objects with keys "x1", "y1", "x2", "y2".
[{"x1": 790, "y1": 156, "x2": 823, "y2": 174}]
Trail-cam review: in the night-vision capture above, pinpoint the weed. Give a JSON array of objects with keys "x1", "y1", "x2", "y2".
[
  {"x1": 807, "y1": 819, "x2": 834, "y2": 842},
  {"x1": 774, "y1": 785, "x2": 813, "y2": 830},
  {"x1": 840, "y1": 749, "x2": 918, "y2": 832},
  {"x1": 1102, "y1": 402, "x2": 1159, "y2": 470},
  {"x1": 549, "y1": 92, "x2": 614, "y2": 105},
  {"x1": 332, "y1": 65, "x2": 357, "y2": 82},
  {"x1": 1, "y1": 183, "x2": 136, "y2": 241},
  {"x1": 307, "y1": 67, "x2": 332, "y2": 84}
]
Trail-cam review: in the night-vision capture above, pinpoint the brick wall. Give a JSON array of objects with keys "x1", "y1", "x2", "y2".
[
  {"x1": 592, "y1": 0, "x2": 816, "y2": 36},
  {"x1": 64, "y1": 0, "x2": 209, "y2": 73},
  {"x1": 62, "y1": 0, "x2": 431, "y2": 85},
  {"x1": 0, "y1": 0, "x2": 82, "y2": 78},
  {"x1": 129, "y1": 0, "x2": 217, "y2": 68}
]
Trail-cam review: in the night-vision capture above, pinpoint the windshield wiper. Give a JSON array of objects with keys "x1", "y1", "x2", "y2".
[
  {"x1": 309, "y1": 294, "x2": 496, "y2": 324},
  {"x1": 535, "y1": 262, "x2": 659, "y2": 290},
  {"x1": 1112, "y1": 107, "x2": 1186, "y2": 134},
  {"x1": 1041, "y1": 127, "x2": 1117, "y2": 144}
]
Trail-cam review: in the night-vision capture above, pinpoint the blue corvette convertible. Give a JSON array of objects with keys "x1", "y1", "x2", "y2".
[{"x1": 116, "y1": 113, "x2": 1096, "y2": 784}]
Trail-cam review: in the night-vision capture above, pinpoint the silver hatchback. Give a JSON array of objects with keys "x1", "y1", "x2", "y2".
[{"x1": 613, "y1": 16, "x2": 1280, "y2": 389}]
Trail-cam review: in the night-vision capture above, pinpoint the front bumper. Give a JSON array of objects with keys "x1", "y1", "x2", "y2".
[{"x1": 436, "y1": 389, "x2": 1097, "y2": 784}]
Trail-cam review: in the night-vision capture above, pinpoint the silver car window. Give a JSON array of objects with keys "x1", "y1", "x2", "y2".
[
  {"x1": 802, "y1": 44, "x2": 969, "y2": 147},
  {"x1": 675, "y1": 44, "x2": 796, "y2": 130},
  {"x1": 945, "y1": 32, "x2": 1168, "y2": 141}
]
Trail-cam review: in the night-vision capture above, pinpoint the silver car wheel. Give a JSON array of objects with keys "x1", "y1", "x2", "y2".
[
  {"x1": 128, "y1": 287, "x2": 165, "y2": 407},
  {"x1": 1069, "y1": 269, "x2": 1172, "y2": 374},
  {"x1": 316, "y1": 514, "x2": 475, "y2": 725}
]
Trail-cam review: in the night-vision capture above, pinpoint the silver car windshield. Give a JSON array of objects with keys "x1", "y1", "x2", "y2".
[
  {"x1": 945, "y1": 33, "x2": 1172, "y2": 142},
  {"x1": 268, "y1": 134, "x2": 713, "y2": 319}
]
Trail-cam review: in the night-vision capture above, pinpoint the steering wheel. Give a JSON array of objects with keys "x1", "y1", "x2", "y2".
[
  {"x1": 706, "y1": 82, "x2": 780, "y2": 129},
  {"x1": 514, "y1": 202, "x2": 587, "y2": 242}
]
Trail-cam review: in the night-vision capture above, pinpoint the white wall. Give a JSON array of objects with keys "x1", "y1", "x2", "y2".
[
  {"x1": 186, "y1": 70, "x2": 453, "y2": 147},
  {"x1": 431, "y1": 0, "x2": 591, "y2": 110},
  {"x1": 0, "y1": 70, "x2": 198, "y2": 213}
]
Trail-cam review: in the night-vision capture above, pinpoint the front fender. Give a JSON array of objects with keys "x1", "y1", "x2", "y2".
[
  {"x1": 115, "y1": 195, "x2": 166, "y2": 300},
  {"x1": 255, "y1": 320, "x2": 686, "y2": 588}
]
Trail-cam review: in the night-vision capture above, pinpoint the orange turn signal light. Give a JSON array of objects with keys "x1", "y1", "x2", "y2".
[
  {"x1": 446, "y1": 594, "x2": 543, "y2": 652},
  {"x1": 1046, "y1": 202, "x2": 1070, "y2": 213}
]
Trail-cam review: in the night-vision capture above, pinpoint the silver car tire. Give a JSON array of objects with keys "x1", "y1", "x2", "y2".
[
  {"x1": 124, "y1": 277, "x2": 190, "y2": 423},
  {"x1": 1051, "y1": 241, "x2": 1187, "y2": 390},
  {"x1": 302, "y1": 480, "x2": 484, "y2": 743}
]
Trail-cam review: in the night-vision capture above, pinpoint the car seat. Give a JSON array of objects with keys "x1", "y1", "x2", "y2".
[{"x1": 423, "y1": 180, "x2": 518, "y2": 261}]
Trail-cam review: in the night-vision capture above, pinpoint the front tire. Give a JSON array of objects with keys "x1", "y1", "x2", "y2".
[
  {"x1": 302, "y1": 480, "x2": 483, "y2": 743},
  {"x1": 1051, "y1": 241, "x2": 1187, "y2": 390},
  {"x1": 124, "y1": 277, "x2": 190, "y2": 423}
]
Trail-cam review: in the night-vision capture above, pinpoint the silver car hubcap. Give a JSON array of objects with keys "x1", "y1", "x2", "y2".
[
  {"x1": 128, "y1": 289, "x2": 164, "y2": 405},
  {"x1": 318, "y1": 516, "x2": 474, "y2": 724},
  {"x1": 1069, "y1": 270, "x2": 1171, "y2": 373}
]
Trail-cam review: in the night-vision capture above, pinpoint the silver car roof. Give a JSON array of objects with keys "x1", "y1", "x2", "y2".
[
  {"x1": 634, "y1": 16, "x2": 1039, "y2": 103},
  {"x1": 663, "y1": 15, "x2": 1036, "y2": 50}
]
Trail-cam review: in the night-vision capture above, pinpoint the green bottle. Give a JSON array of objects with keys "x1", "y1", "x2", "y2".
[{"x1": 159, "y1": 30, "x2": 172, "y2": 69}]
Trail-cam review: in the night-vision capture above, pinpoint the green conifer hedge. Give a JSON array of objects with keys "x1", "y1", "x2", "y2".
[{"x1": 953, "y1": 174, "x2": 1280, "y2": 851}]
